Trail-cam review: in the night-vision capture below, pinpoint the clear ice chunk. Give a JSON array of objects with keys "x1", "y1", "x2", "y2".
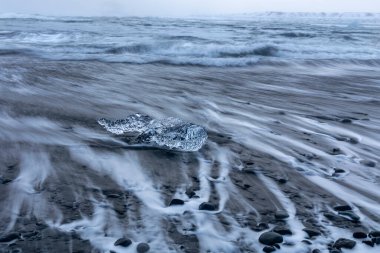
[{"x1": 98, "y1": 113, "x2": 207, "y2": 151}]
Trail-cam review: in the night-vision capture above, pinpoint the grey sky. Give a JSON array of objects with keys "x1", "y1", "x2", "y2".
[{"x1": 1, "y1": 0, "x2": 380, "y2": 17}]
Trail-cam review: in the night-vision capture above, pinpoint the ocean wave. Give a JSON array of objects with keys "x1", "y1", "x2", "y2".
[
  {"x1": 227, "y1": 12, "x2": 380, "y2": 19},
  {"x1": 0, "y1": 48, "x2": 34, "y2": 56},
  {"x1": 279, "y1": 32, "x2": 315, "y2": 38},
  {"x1": 1, "y1": 14, "x2": 380, "y2": 67},
  {"x1": 105, "y1": 44, "x2": 152, "y2": 54},
  {"x1": 105, "y1": 42, "x2": 280, "y2": 58},
  {"x1": 1, "y1": 31, "x2": 92, "y2": 44},
  {"x1": 218, "y1": 45, "x2": 279, "y2": 57},
  {"x1": 0, "y1": 13, "x2": 92, "y2": 22}
]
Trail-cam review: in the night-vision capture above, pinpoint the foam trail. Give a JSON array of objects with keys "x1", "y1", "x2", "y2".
[
  {"x1": 1, "y1": 151, "x2": 61, "y2": 233},
  {"x1": 257, "y1": 174, "x2": 307, "y2": 252},
  {"x1": 308, "y1": 176, "x2": 380, "y2": 219}
]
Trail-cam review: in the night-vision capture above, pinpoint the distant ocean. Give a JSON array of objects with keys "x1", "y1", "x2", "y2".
[{"x1": 1, "y1": 12, "x2": 380, "y2": 66}]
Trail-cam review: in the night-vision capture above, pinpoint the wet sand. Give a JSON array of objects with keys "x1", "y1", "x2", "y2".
[{"x1": 0, "y1": 57, "x2": 380, "y2": 253}]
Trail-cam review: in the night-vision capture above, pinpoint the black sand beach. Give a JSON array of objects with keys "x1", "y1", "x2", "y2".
[{"x1": 0, "y1": 14, "x2": 380, "y2": 253}]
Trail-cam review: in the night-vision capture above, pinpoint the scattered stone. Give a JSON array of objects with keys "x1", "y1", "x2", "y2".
[
  {"x1": 324, "y1": 212, "x2": 346, "y2": 222},
  {"x1": 353, "y1": 231, "x2": 367, "y2": 239},
  {"x1": 330, "y1": 148, "x2": 343, "y2": 155},
  {"x1": 106, "y1": 193, "x2": 121, "y2": 198},
  {"x1": 312, "y1": 249, "x2": 321, "y2": 253},
  {"x1": 302, "y1": 239, "x2": 312, "y2": 245},
  {"x1": 362, "y1": 240, "x2": 374, "y2": 247},
  {"x1": 199, "y1": 202, "x2": 216, "y2": 211},
  {"x1": 243, "y1": 184, "x2": 251, "y2": 189},
  {"x1": 0, "y1": 233, "x2": 20, "y2": 242},
  {"x1": 330, "y1": 249, "x2": 341, "y2": 253},
  {"x1": 278, "y1": 178, "x2": 287, "y2": 184},
  {"x1": 333, "y1": 238, "x2": 356, "y2": 249},
  {"x1": 340, "y1": 119, "x2": 352, "y2": 124},
  {"x1": 185, "y1": 189, "x2": 196, "y2": 198},
  {"x1": 35, "y1": 220, "x2": 48, "y2": 229},
  {"x1": 136, "y1": 242, "x2": 150, "y2": 253},
  {"x1": 259, "y1": 232, "x2": 283, "y2": 246},
  {"x1": 348, "y1": 137, "x2": 359, "y2": 144},
  {"x1": 0, "y1": 178, "x2": 12, "y2": 184},
  {"x1": 273, "y1": 244, "x2": 280, "y2": 249},
  {"x1": 360, "y1": 160, "x2": 376, "y2": 167},
  {"x1": 114, "y1": 237, "x2": 132, "y2": 247},
  {"x1": 369, "y1": 231, "x2": 380, "y2": 238},
  {"x1": 274, "y1": 210, "x2": 289, "y2": 220},
  {"x1": 22, "y1": 230, "x2": 39, "y2": 238},
  {"x1": 303, "y1": 228, "x2": 321, "y2": 237},
  {"x1": 333, "y1": 205, "x2": 352, "y2": 212},
  {"x1": 169, "y1": 199, "x2": 185, "y2": 206},
  {"x1": 263, "y1": 246, "x2": 276, "y2": 253},
  {"x1": 338, "y1": 211, "x2": 360, "y2": 221},
  {"x1": 254, "y1": 223, "x2": 269, "y2": 231},
  {"x1": 272, "y1": 226, "x2": 292, "y2": 236},
  {"x1": 372, "y1": 237, "x2": 380, "y2": 245},
  {"x1": 333, "y1": 168, "x2": 345, "y2": 174}
]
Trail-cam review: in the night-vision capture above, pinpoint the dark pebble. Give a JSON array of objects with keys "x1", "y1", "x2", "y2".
[
  {"x1": 1, "y1": 178, "x2": 12, "y2": 184},
  {"x1": 324, "y1": 212, "x2": 345, "y2": 222},
  {"x1": 369, "y1": 231, "x2": 380, "y2": 238},
  {"x1": 312, "y1": 249, "x2": 321, "y2": 253},
  {"x1": 341, "y1": 119, "x2": 352, "y2": 124},
  {"x1": 333, "y1": 238, "x2": 356, "y2": 249},
  {"x1": 362, "y1": 240, "x2": 374, "y2": 247},
  {"x1": 303, "y1": 228, "x2": 321, "y2": 237},
  {"x1": 353, "y1": 231, "x2": 367, "y2": 239},
  {"x1": 114, "y1": 237, "x2": 132, "y2": 247},
  {"x1": 272, "y1": 226, "x2": 292, "y2": 236},
  {"x1": 136, "y1": 243, "x2": 150, "y2": 253},
  {"x1": 0, "y1": 233, "x2": 20, "y2": 242},
  {"x1": 360, "y1": 160, "x2": 376, "y2": 167},
  {"x1": 349, "y1": 137, "x2": 359, "y2": 144},
  {"x1": 278, "y1": 178, "x2": 287, "y2": 184},
  {"x1": 338, "y1": 211, "x2": 360, "y2": 221},
  {"x1": 273, "y1": 244, "x2": 280, "y2": 249},
  {"x1": 199, "y1": 202, "x2": 216, "y2": 211},
  {"x1": 274, "y1": 210, "x2": 289, "y2": 220},
  {"x1": 372, "y1": 237, "x2": 380, "y2": 245},
  {"x1": 106, "y1": 193, "x2": 121, "y2": 198},
  {"x1": 333, "y1": 168, "x2": 345, "y2": 174},
  {"x1": 302, "y1": 239, "x2": 312, "y2": 245},
  {"x1": 185, "y1": 189, "x2": 196, "y2": 198},
  {"x1": 263, "y1": 246, "x2": 276, "y2": 253},
  {"x1": 330, "y1": 250, "x2": 341, "y2": 253},
  {"x1": 330, "y1": 148, "x2": 343, "y2": 155},
  {"x1": 333, "y1": 205, "x2": 352, "y2": 212},
  {"x1": 254, "y1": 223, "x2": 269, "y2": 231},
  {"x1": 22, "y1": 230, "x2": 39, "y2": 238},
  {"x1": 169, "y1": 199, "x2": 185, "y2": 206},
  {"x1": 259, "y1": 232, "x2": 283, "y2": 246}
]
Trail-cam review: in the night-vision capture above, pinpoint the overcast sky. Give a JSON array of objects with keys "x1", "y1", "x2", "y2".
[{"x1": 1, "y1": 0, "x2": 380, "y2": 17}]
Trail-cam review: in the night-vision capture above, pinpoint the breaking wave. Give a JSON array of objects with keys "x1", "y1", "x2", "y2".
[{"x1": 0, "y1": 13, "x2": 380, "y2": 67}]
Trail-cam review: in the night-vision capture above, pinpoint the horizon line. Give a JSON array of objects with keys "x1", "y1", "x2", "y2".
[{"x1": 1, "y1": 11, "x2": 380, "y2": 19}]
